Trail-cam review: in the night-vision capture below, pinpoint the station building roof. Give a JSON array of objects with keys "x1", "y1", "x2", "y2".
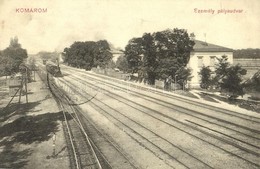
[{"x1": 193, "y1": 40, "x2": 233, "y2": 52}]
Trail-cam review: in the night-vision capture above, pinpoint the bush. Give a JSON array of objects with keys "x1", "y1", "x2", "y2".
[{"x1": 199, "y1": 66, "x2": 212, "y2": 89}]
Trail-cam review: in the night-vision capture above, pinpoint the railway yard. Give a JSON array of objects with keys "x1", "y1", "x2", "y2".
[
  {"x1": 1, "y1": 0, "x2": 260, "y2": 168},
  {"x1": 1, "y1": 63, "x2": 260, "y2": 169}
]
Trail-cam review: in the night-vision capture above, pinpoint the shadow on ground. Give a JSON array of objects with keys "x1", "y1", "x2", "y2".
[
  {"x1": 0, "y1": 102, "x2": 41, "y2": 123},
  {"x1": 0, "y1": 147, "x2": 31, "y2": 168},
  {"x1": 0, "y1": 112, "x2": 66, "y2": 145},
  {"x1": 0, "y1": 96, "x2": 54, "y2": 123},
  {"x1": 0, "y1": 101, "x2": 71, "y2": 168}
]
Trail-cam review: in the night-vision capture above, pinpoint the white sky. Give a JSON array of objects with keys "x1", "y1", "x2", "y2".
[{"x1": 0, "y1": 0, "x2": 260, "y2": 54}]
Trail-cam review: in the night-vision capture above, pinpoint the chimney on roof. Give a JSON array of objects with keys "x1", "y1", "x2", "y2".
[{"x1": 203, "y1": 33, "x2": 208, "y2": 46}]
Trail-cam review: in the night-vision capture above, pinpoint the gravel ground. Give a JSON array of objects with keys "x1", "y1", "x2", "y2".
[{"x1": 0, "y1": 74, "x2": 70, "y2": 169}]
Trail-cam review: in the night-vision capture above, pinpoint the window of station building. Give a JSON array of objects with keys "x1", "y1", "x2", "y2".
[
  {"x1": 210, "y1": 56, "x2": 216, "y2": 67},
  {"x1": 197, "y1": 56, "x2": 203, "y2": 68}
]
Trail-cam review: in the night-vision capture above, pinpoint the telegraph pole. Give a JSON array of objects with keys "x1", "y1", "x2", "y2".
[
  {"x1": 19, "y1": 64, "x2": 29, "y2": 104},
  {"x1": 18, "y1": 77, "x2": 23, "y2": 103}
]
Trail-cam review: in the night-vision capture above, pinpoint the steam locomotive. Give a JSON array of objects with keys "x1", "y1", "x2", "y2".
[{"x1": 46, "y1": 63, "x2": 63, "y2": 77}]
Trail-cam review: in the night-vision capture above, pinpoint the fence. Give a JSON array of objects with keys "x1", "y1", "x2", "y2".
[
  {"x1": 92, "y1": 68, "x2": 184, "y2": 91},
  {"x1": 92, "y1": 68, "x2": 128, "y2": 80}
]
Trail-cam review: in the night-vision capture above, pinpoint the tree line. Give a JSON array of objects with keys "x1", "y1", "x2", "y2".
[
  {"x1": 62, "y1": 28, "x2": 195, "y2": 88},
  {"x1": 233, "y1": 48, "x2": 260, "y2": 59},
  {"x1": 38, "y1": 51, "x2": 60, "y2": 63},
  {"x1": 61, "y1": 28, "x2": 257, "y2": 98}
]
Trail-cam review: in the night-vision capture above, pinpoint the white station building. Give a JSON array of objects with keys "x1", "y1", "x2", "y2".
[{"x1": 188, "y1": 40, "x2": 233, "y2": 88}]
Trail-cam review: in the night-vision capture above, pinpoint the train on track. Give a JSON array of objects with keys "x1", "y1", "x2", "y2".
[{"x1": 46, "y1": 62, "x2": 63, "y2": 77}]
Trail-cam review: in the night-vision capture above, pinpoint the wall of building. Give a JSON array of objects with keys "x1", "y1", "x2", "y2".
[{"x1": 188, "y1": 51, "x2": 233, "y2": 88}]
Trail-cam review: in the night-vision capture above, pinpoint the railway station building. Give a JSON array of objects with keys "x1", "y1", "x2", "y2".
[{"x1": 187, "y1": 40, "x2": 233, "y2": 88}]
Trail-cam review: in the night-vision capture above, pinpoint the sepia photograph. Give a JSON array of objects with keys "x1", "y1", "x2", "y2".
[{"x1": 0, "y1": 0, "x2": 259, "y2": 168}]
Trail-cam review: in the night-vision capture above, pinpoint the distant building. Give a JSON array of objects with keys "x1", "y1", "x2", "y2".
[
  {"x1": 187, "y1": 40, "x2": 233, "y2": 88},
  {"x1": 110, "y1": 49, "x2": 124, "y2": 62}
]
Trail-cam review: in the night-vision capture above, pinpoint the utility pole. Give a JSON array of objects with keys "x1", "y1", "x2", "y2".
[
  {"x1": 19, "y1": 64, "x2": 29, "y2": 104},
  {"x1": 18, "y1": 77, "x2": 23, "y2": 103},
  {"x1": 204, "y1": 33, "x2": 207, "y2": 43}
]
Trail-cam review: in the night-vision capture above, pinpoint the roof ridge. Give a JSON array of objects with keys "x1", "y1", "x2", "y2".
[{"x1": 193, "y1": 40, "x2": 233, "y2": 52}]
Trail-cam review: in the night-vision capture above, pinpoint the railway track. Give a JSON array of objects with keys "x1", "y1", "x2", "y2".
[
  {"x1": 65, "y1": 72, "x2": 260, "y2": 139},
  {"x1": 37, "y1": 64, "x2": 139, "y2": 169},
  {"x1": 62, "y1": 65, "x2": 260, "y2": 122},
  {"x1": 56, "y1": 70, "x2": 260, "y2": 169},
  {"x1": 71, "y1": 104, "x2": 139, "y2": 169},
  {"x1": 83, "y1": 70, "x2": 260, "y2": 123},
  {"x1": 56, "y1": 78, "x2": 198, "y2": 169},
  {"x1": 37, "y1": 69, "x2": 105, "y2": 169},
  {"x1": 80, "y1": 74, "x2": 260, "y2": 138},
  {"x1": 62, "y1": 69, "x2": 260, "y2": 136}
]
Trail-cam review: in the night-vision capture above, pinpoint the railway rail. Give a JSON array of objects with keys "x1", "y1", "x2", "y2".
[
  {"x1": 37, "y1": 64, "x2": 138, "y2": 169},
  {"x1": 62, "y1": 69, "x2": 260, "y2": 133},
  {"x1": 56, "y1": 78, "x2": 195, "y2": 169},
  {"x1": 57, "y1": 67, "x2": 259, "y2": 168},
  {"x1": 81, "y1": 74, "x2": 260, "y2": 136},
  {"x1": 65, "y1": 72, "x2": 260, "y2": 139},
  {"x1": 67, "y1": 65, "x2": 260, "y2": 120},
  {"x1": 84, "y1": 70, "x2": 260, "y2": 123},
  {"x1": 37, "y1": 69, "x2": 104, "y2": 169}
]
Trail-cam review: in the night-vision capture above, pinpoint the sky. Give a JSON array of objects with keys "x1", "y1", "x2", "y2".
[{"x1": 0, "y1": 0, "x2": 260, "y2": 54}]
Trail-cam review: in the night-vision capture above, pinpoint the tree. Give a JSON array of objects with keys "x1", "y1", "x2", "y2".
[
  {"x1": 62, "y1": 40, "x2": 112, "y2": 70},
  {"x1": 124, "y1": 37, "x2": 143, "y2": 73},
  {"x1": 141, "y1": 33, "x2": 157, "y2": 85},
  {"x1": 116, "y1": 55, "x2": 128, "y2": 72},
  {"x1": 10, "y1": 36, "x2": 21, "y2": 48},
  {"x1": 212, "y1": 55, "x2": 247, "y2": 98},
  {"x1": 213, "y1": 56, "x2": 230, "y2": 87},
  {"x1": 0, "y1": 51, "x2": 6, "y2": 76},
  {"x1": 106, "y1": 60, "x2": 116, "y2": 69},
  {"x1": 0, "y1": 37, "x2": 28, "y2": 76},
  {"x1": 94, "y1": 40, "x2": 112, "y2": 68},
  {"x1": 199, "y1": 66, "x2": 212, "y2": 89},
  {"x1": 175, "y1": 66, "x2": 193, "y2": 89},
  {"x1": 124, "y1": 28, "x2": 195, "y2": 85},
  {"x1": 197, "y1": 55, "x2": 248, "y2": 98},
  {"x1": 154, "y1": 28, "x2": 195, "y2": 81},
  {"x1": 244, "y1": 70, "x2": 260, "y2": 92},
  {"x1": 219, "y1": 65, "x2": 247, "y2": 99}
]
